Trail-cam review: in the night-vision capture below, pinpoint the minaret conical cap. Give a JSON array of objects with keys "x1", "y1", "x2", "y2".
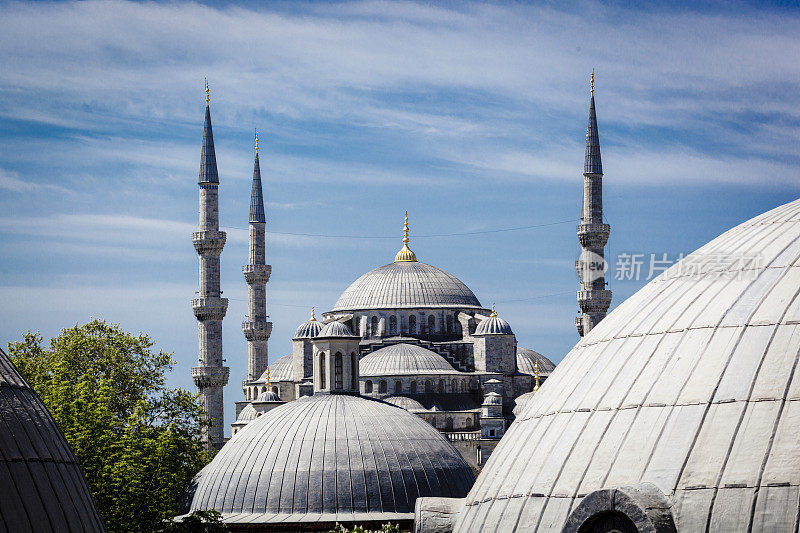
[
  {"x1": 199, "y1": 81, "x2": 219, "y2": 184},
  {"x1": 249, "y1": 131, "x2": 266, "y2": 223},
  {"x1": 584, "y1": 70, "x2": 603, "y2": 175},
  {"x1": 394, "y1": 211, "x2": 417, "y2": 262}
]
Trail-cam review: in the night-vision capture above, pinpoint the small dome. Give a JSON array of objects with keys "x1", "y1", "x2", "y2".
[
  {"x1": 294, "y1": 308, "x2": 324, "y2": 338},
  {"x1": 512, "y1": 390, "x2": 536, "y2": 417},
  {"x1": 181, "y1": 394, "x2": 475, "y2": 526},
  {"x1": 516, "y1": 347, "x2": 555, "y2": 375},
  {"x1": 360, "y1": 343, "x2": 456, "y2": 376},
  {"x1": 317, "y1": 321, "x2": 355, "y2": 337},
  {"x1": 254, "y1": 390, "x2": 281, "y2": 402},
  {"x1": 383, "y1": 395, "x2": 426, "y2": 412},
  {"x1": 236, "y1": 403, "x2": 257, "y2": 422},
  {"x1": 474, "y1": 306, "x2": 513, "y2": 335},
  {"x1": 268, "y1": 354, "x2": 293, "y2": 382},
  {"x1": 482, "y1": 392, "x2": 502, "y2": 406}
]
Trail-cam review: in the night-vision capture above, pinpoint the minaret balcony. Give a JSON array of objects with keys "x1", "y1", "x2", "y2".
[
  {"x1": 577, "y1": 223, "x2": 610, "y2": 248},
  {"x1": 192, "y1": 230, "x2": 227, "y2": 255},
  {"x1": 577, "y1": 290, "x2": 612, "y2": 313},
  {"x1": 243, "y1": 264, "x2": 271, "y2": 284},
  {"x1": 192, "y1": 366, "x2": 230, "y2": 387},
  {"x1": 192, "y1": 297, "x2": 229, "y2": 321},
  {"x1": 242, "y1": 320, "x2": 272, "y2": 341},
  {"x1": 575, "y1": 316, "x2": 585, "y2": 336}
]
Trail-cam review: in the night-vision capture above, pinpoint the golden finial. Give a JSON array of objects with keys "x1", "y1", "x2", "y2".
[
  {"x1": 394, "y1": 211, "x2": 418, "y2": 262},
  {"x1": 490, "y1": 303, "x2": 497, "y2": 318},
  {"x1": 533, "y1": 360, "x2": 540, "y2": 392},
  {"x1": 266, "y1": 363, "x2": 271, "y2": 389},
  {"x1": 255, "y1": 130, "x2": 259, "y2": 154},
  {"x1": 310, "y1": 307, "x2": 317, "y2": 321},
  {"x1": 590, "y1": 70, "x2": 595, "y2": 97}
]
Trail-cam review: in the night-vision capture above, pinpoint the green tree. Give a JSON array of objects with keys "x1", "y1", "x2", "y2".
[{"x1": 9, "y1": 320, "x2": 213, "y2": 533}]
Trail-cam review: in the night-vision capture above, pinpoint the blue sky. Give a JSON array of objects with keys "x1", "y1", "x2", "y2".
[{"x1": 1, "y1": 0, "x2": 798, "y2": 432}]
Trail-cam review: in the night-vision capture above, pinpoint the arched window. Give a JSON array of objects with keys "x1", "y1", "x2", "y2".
[
  {"x1": 452, "y1": 378, "x2": 458, "y2": 391},
  {"x1": 319, "y1": 353, "x2": 326, "y2": 389},
  {"x1": 334, "y1": 352, "x2": 343, "y2": 390},
  {"x1": 425, "y1": 379, "x2": 432, "y2": 393},
  {"x1": 389, "y1": 315, "x2": 397, "y2": 335},
  {"x1": 262, "y1": 386, "x2": 267, "y2": 395},
  {"x1": 454, "y1": 314, "x2": 462, "y2": 334},
  {"x1": 438, "y1": 379, "x2": 445, "y2": 393},
  {"x1": 410, "y1": 380, "x2": 417, "y2": 393},
  {"x1": 379, "y1": 380, "x2": 387, "y2": 393},
  {"x1": 371, "y1": 316, "x2": 379, "y2": 336},
  {"x1": 351, "y1": 353, "x2": 358, "y2": 390},
  {"x1": 461, "y1": 380, "x2": 466, "y2": 392},
  {"x1": 466, "y1": 416, "x2": 472, "y2": 427},
  {"x1": 428, "y1": 315, "x2": 436, "y2": 334},
  {"x1": 394, "y1": 380, "x2": 402, "y2": 393},
  {"x1": 446, "y1": 315, "x2": 453, "y2": 333},
  {"x1": 365, "y1": 380, "x2": 373, "y2": 393},
  {"x1": 272, "y1": 386, "x2": 278, "y2": 395},
  {"x1": 445, "y1": 417, "x2": 454, "y2": 430},
  {"x1": 409, "y1": 315, "x2": 417, "y2": 335}
]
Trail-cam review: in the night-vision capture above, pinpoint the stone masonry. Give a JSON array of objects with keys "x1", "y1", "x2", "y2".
[{"x1": 191, "y1": 87, "x2": 229, "y2": 451}]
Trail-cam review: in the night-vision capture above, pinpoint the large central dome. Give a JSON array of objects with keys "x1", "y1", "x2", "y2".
[{"x1": 332, "y1": 261, "x2": 483, "y2": 312}]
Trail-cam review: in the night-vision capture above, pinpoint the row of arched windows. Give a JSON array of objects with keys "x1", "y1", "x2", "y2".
[
  {"x1": 362, "y1": 313, "x2": 461, "y2": 337},
  {"x1": 362, "y1": 377, "x2": 470, "y2": 394},
  {"x1": 318, "y1": 352, "x2": 358, "y2": 390},
  {"x1": 245, "y1": 385, "x2": 279, "y2": 400}
]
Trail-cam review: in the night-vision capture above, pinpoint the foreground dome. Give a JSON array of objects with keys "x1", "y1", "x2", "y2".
[
  {"x1": 0, "y1": 348, "x2": 105, "y2": 532},
  {"x1": 332, "y1": 261, "x2": 482, "y2": 311},
  {"x1": 182, "y1": 393, "x2": 474, "y2": 527},
  {"x1": 360, "y1": 343, "x2": 456, "y2": 376},
  {"x1": 452, "y1": 199, "x2": 800, "y2": 532}
]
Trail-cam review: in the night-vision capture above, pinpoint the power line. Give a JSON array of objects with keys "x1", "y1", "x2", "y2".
[{"x1": 220, "y1": 218, "x2": 577, "y2": 239}]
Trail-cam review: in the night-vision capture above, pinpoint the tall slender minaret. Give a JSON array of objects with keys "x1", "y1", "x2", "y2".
[
  {"x1": 191, "y1": 80, "x2": 229, "y2": 450},
  {"x1": 242, "y1": 131, "x2": 272, "y2": 382},
  {"x1": 576, "y1": 72, "x2": 612, "y2": 337}
]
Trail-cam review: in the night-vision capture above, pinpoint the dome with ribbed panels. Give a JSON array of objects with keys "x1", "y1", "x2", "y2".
[
  {"x1": 382, "y1": 395, "x2": 427, "y2": 412},
  {"x1": 360, "y1": 343, "x2": 456, "y2": 376},
  {"x1": 264, "y1": 354, "x2": 292, "y2": 382},
  {"x1": 294, "y1": 309, "x2": 324, "y2": 339},
  {"x1": 332, "y1": 261, "x2": 483, "y2": 312},
  {"x1": 180, "y1": 393, "x2": 474, "y2": 527},
  {"x1": 236, "y1": 402, "x2": 258, "y2": 422},
  {"x1": 317, "y1": 320, "x2": 355, "y2": 337},
  {"x1": 254, "y1": 390, "x2": 281, "y2": 402},
  {"x1": 0, "y1": 348, "x2": 105, "y2": 533},
  {"x1": 451, "y1": 199, "x2": 800, "y2": 532},
  {"x1": 516, "y1": 348, "x2": 555, "y2": 376},
  {"x1": 474, "y1": 315, "x2": 513, "y2": 336}
]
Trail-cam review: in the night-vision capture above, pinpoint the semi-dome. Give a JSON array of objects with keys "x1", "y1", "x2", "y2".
[
  {"x1": 294, "y1": 308, "x2": 324, "y2": 339},
  {"x1": 473, "y1": 304, "x2": 513, "y2": 335},
  {"x1": 360, "y1": 343, "x2": 456, "y2": 376},
  {"x1": 181, "y1": 393, "x2": 475, "y2": 528},
  {"x1": 383, "y1": 395, "x2": 427, "y2": 411},
  {"x1": 236, "y1": 402, "x2": 257, "y2": 422},
  {"x1": 516, "y1": 347, "x2": 555, "y2": 376},
  {"x1": 450, "y1": 199, "x2": 800, "y2": 532},
  {"x1": 267, "y1": 354, "x2": 292, "y2": 382},
  {"x1": 332, "y1": 261, "x2": 482, "y2": 311},
  {"x1": 0, "y1": 348, "x2": 105, "y2": 532},
  {"x1": 317, "y1": 320, "x2": 355, "y2": 337}
]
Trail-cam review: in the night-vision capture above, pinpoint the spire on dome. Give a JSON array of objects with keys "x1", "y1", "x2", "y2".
[
  {"x1": 199, "y1": 80, "x2": 219, "y2": 184},
  {"x1": 490, "y1": 303, "x2": 497, "y2": 317},
  {"x1": 249, "y1": 130, "x2": 266, "y2": 223},
  {"x1": 584, "y1": 71, "x2": 603, "y2": 176},
  {"x1": 533, "y1": 360, "x2": 540, "y2": 392},
  {"x1": 394, "y1": 211, "x2": 417, "y2": 262},
  {"x1": 310, "y1": 307, "x2": 317, "y2": 321}
]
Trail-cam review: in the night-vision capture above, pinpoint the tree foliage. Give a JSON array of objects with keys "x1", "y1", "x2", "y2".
[
  {"x1": 329, "y1": 523, "x2": 401, "y2": 533},
  {"x1": 9, "y1": 320, "x2": 212, "y2": 533}
]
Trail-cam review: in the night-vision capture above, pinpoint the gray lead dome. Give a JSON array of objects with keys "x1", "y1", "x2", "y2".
[
  {"x1": 332, "y1": 261, "x2": 482, "y2": 311},
  {"x1": 181, "y1": 393, "x2": 474, "y2": 526},
  {"x1": 450, "y1": 198, "x2": 800, "y2": 532}
]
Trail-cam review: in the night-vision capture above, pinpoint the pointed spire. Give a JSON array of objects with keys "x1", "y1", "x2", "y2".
[
  {"x1": 199, "y1": 80, "x2": 219, "y2": 184},
  {"x1": 310, "y1": 307, "x2": 317, "y2": 321},
  {"x1": 490, "y1": 303, "x2": 497, "y2": 317},
  {"x1": 584, "y1": 71, "x2": 603, "y2": 175},
  {"x1": 249, "y1": 130, "x2": 266, "y2": 223},
  {"x1": 394, "y1": 211, "x2": 418, "y2": 262}
]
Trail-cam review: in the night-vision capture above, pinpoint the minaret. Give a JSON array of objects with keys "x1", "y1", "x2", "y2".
[
  {"x1": 576, "y1": 71, "x2": 612, "y2": 337},
  {"x1": 242, "y1": 131, "x2": 272, "y2": 382},
  {"x1": 191, "y1": 80, "x2": 229, "y2": 451}
]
